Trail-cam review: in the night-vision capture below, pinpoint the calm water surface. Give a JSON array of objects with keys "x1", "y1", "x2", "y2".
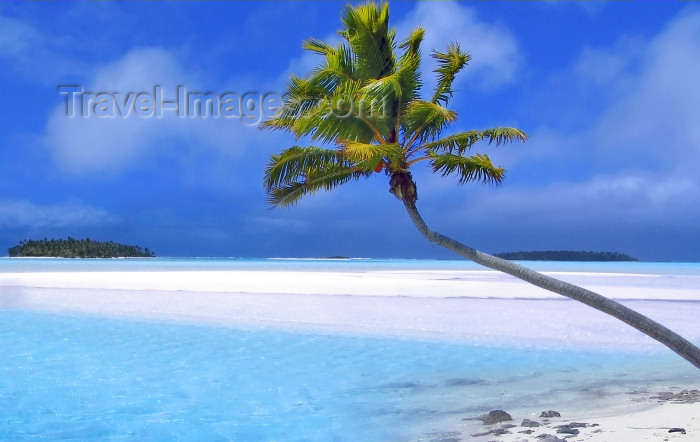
[
  {"x1": 1, "y1": 311, "x2": 697, "y2": 441},
  {"x1": 2, "y1": 257, "x2": 700, "y2": 275}
]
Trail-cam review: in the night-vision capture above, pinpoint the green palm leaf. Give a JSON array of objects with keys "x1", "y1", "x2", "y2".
[
  {"x1": 291, "y1": 100, "x2": 381, "y2": 143},
  {"x1": 302, "y1": 38, "x2": 337, "y2": 56},
  {"x1": 264, "y1": 146, "x2": 344, "y2": 190},
  {"x1": 403, "y1": 100, "x2": 457, "y2": 147},
  {"x1": 340, "y1": 3, "x2": 395, "y2": 80},
  {"x1": 264, "y1": 146, "x2": 369, "y2": 207},
  {"x1": 429, "y1": 152, "x2": 505, "y2": 185},
  {"x1": 398, "y1": 27, "x2": 424, "y2": 56},
  {"x1": 337, "y1": 140, "x2": 402, "y2": 170},
  {"x1": 423, "y1": 128, "x2": 527, "y2": 155},
  {"x1": 267, "y1": 167, "x2": 363, "y2": 207},
  {"x1": 431, "y1": 43, "x2": 470, "y2": 106}
]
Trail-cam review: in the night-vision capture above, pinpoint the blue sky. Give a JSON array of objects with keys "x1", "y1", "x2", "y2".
[{"x1": 1, "y1": 1, "x2": 699, "y2": 260}]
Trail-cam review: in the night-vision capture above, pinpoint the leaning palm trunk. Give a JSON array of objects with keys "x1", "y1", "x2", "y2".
[{"x1": 402, "y1": 197, "x2": 700, "y2": 369}]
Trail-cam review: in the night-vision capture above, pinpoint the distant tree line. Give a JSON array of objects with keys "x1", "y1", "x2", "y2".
[
  {"x1": 8, "y1": 238, "x2": 155, "y2": 258},
  {"x1": 494, "y1": 250, "x2": 638, "y2": 262}
]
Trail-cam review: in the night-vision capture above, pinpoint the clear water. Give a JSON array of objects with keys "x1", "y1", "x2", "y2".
[
  {"x1": 1, "y1": 310, "x2": 697, "y2": 441},
  {"x1": 2, "y1": 256, "x2": 700, "y2": 275},
  {"x1": 1, "y1": 258, "x2": 699, "y2": 440}
]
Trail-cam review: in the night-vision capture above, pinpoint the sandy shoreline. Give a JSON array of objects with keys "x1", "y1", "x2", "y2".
[
  {"x1": 1, "y1": 267, "x2": 699, "y2": 441},
  {"x1": 1, "y1": 269, "x2": 699, "y2": 300},
  {"x1": 1, "y1": 269, "x2": 699, "y2": 349},
  {"x1": 456, "y1": 397, "x2": 700, "y2": 442}
]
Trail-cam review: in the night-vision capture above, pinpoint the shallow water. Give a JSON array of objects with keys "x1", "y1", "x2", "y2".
[{"x1": 1, "y1": 310, "x2": 697, "y2": 441}]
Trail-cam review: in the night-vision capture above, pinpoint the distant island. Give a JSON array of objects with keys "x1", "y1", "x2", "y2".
[
  {"x1": 8, "y1": 238, "x2": 155, "y2": 258},
  {"x1": 494, "y1": 251, "x2": 637, "y2": 262}
]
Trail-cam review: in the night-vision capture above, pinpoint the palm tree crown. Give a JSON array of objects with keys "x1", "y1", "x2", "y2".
[{"x1": 263, "y1": 2, "x2": 527, "y2": 206}]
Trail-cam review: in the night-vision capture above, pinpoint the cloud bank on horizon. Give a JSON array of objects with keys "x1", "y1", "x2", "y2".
[{"x1": 0, "y1": 2, "x2": 698, "y2": 261}]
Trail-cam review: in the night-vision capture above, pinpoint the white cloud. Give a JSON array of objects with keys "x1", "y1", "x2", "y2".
[
  {"x1": 592, "y1": 10, "x2": 700, "y2": 172},
  {"x1": 44, "y1": 47, "x2": 276, "y2": 174},
  {"x1": 0, "y1": 15, "x2": 38, "y2": 57},
  {"x1": 0, "y1": 12, "x2": 89, "y2": 83},
  {"x1": 395, "y1": 2, "x2": 520, "y2": 91},
  {"x1": 0, "y1": 199, "x2": 118, "y2": 229},
  {"x1": 573, "y1": 36, "x2": 644, "y2": 86},
  {"x1": 455, "y1": 172, "x2": 700, "y2": 232}
]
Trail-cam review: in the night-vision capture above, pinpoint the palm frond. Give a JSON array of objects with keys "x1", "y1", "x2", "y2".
[
  {"x1": 267, "y1": 166, "x2": 364, "y2": 207},
  {"x1": 302, "y1": 38, "x2": 337, "y2": 56},
  {"x1": 261, "y1": 75, "x2": 328, "y2": 133},
  {"x1": 340, "y1": 3, "x2": 395, "y2": 80},
  {"x1": 356, "y1": 41, "x2": 419, "y2": 102},
  {"x1": 431, "y1": 43, "x2": 470, "y2": 106},
  {"x1": 423, "y1": 127, "x2": 527, "y2": 155},
  {"x1": 264, "y1": 146, "x2": 343, "y2": 190},
  {"x1": 289, "y1": 100, "x2": 382, "y2": 143},
  {"x1": 430, "y1": 152, "x2": 505, "y2": 185},
  {"x1": 266, "y1": 182, "x2": 311, "y2": 207},
  {"x1": 337, "y1": 140, "x2": 402, "y2": 168},
  {"x1": 305, "y1": 44, "x2": 357, "y2": 92},
  {"x1": 358, "y1": 49, "x2": 420, "y2": 131},
  {"x1": 393, "y1": 49, "x2": 421, "y2": 108},
  {"x1": 395, "y1": 28, "x2": 424, "y2": 104},
  {"x1": 481, "y1": 127, "x2": 529, "y2": 146},
  {"x1": 264, "y1": 146, "x2": 369, "y2": 206},
  {"x1": 398, "y1": 27, "x2": 424, "y2": 55},
  {"x1": 402, "y1": 100, "x2": 457, "y2": 149}
]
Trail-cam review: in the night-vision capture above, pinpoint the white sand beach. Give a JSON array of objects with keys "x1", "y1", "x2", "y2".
[
  {"x1": 1, "y1": 265, "x2": 698, "y2": 441},
  {"x1": 1, "y1": 268, "x2": 698, "y2": 348}
]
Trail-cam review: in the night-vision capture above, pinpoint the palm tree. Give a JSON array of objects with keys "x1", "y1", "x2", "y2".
[{"x1": 262, "y1": 2, "x2": 700, "y2": 368}]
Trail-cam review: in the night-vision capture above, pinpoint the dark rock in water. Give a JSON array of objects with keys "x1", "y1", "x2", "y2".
[
  {"x1": 554, "y1": 422, "x2": 588, "y2": 435},
  {"x1": 444, "y1": 377, "x2": 488, "y2": 387},
  {"x1": 558, "y1": 422, "x2": 588, "y2": 429},
  {"x1": 478, "y1": 410, "x2": 513, "y2": 425},
  {"x1": 535, "y1": 434, "x2": 566, "y2": 442},
  {"x1": 540, "y1": 410, "x2": 561, "y2": 418},
  {"x1": 654, "y1": 389, "x2": 700, "y2": 404},
  {"x1": 655, "y1": 391, "x2": 675, "y2": 400},
  {"x1": 378, "y1": 381, "x2": 425, "y2": 389},
  {"x1": 668, "y1": 428, "x2": 686, "y2": 434},
  {"x1": 522, "y1": 419, "x2": 541, "y2": 427},
  {"x1": 556, "y1": 427, "x2": 579, "y2": 435},
  {"x1": 492, "y1": 428, "x2": 512, "y2": 436},
  {"x1": 471, "y1": 426, "x2": 512, "y2": 437},
  {"x1": 518, "y1": 429, "x2": 535, "y2": 434}
]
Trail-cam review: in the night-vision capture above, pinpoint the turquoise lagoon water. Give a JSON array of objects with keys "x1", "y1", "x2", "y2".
[
  {"x1": 1, "y1": 258, "x2": 699, "y2": 440},
  {"x1": 2, "y1": 311, "x2": 697, "y2": 441}
]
